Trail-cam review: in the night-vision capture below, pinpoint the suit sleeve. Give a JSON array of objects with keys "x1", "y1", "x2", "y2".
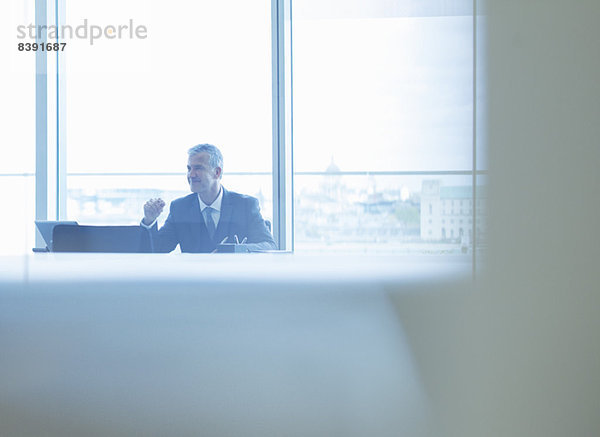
[
  {"x1": 244, "y1": 197, "x2": 277, "y2": 251},
  {"x1": 140, "y1": 204, "x2": 180, "y2": 253}
]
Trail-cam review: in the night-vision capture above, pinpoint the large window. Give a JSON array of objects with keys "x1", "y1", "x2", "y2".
[
  {"x1": 1, "y1": 0, "x2": 36, "y2": 254},
  {"x1": 64, "y1": 0, "x2": 273, "y2": 228},
  {"x1": 292, "y1": 0, "x2": 485, "y2": 255},
  {"x1": 6, "y1": 0, "x2": 486, "y2": 259}
]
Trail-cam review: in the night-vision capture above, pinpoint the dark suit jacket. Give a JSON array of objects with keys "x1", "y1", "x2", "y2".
[{"x1": 142, "y1": 188, "x2": 276, "y2": 253}]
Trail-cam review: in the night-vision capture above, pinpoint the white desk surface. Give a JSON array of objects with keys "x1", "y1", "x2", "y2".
[{"x1": 1, "y1": 253, "x2": 471, "y2": 287}]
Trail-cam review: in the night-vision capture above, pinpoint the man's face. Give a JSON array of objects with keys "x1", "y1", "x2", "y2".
[{"x1": 187, "y1": 152, "x2": 221, "y2": 194}]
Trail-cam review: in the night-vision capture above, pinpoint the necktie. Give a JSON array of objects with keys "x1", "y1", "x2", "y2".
[{"x1": 203, "y1": 206, "x2": 216, "y2": 240}]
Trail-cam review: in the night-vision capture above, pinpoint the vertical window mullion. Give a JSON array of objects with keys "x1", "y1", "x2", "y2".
[
  {"x1": 272, "y1": 0, "x2": 293, "y2": 250},
  {"x1": 35, "y1": 0, "x2": 48, "y2": 248}
]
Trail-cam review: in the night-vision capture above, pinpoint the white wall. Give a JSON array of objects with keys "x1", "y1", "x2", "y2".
[{"x1": 485, "y1": 1, "x2": 600, "y2": 434}]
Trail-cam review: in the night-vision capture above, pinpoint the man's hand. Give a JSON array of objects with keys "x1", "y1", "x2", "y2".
[{"x1": 143, "y1": 198, "x2": 165, "y2": 225}]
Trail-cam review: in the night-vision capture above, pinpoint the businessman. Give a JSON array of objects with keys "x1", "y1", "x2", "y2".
[{"x1": 141, "y1": 144, "x2": 276, "y2": 253}]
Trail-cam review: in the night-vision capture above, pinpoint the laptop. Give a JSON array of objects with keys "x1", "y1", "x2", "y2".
[
  {"x1": 51, "y1": 225, "x2": 147, "y2": 253},
  {"x1": 34, "y1": 220, "x2": 79, "y2": 252}
]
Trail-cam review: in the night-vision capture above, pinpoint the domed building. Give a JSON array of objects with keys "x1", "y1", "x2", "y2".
[{"x1": 323, "y1": 157, "x2": 342, "y2": 200}]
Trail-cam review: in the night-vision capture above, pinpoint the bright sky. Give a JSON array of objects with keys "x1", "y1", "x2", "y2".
[{"x1": 3, "y1": 0, "x2": 478, "y2": 175}]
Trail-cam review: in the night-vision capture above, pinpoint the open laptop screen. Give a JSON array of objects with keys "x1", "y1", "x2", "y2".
[{"x1": 35, "y1": 221, "x2": 78, "y2": 251}]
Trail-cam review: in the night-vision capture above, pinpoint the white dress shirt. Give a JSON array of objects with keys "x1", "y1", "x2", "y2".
[
  {"x1": 141, "y1": 187, "x2": 224, "y2": 229},
  {"x1": 198, "y1": 187, "x2": 223, "y2": 228}
]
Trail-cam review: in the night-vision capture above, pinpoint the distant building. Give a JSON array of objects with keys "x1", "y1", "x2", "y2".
[
  {"x1": 323, "y1": 157, "x2": 342, "y2": 200},
  {"x1": 420, "y1": 180, "x2": 486, "y2": 243}
]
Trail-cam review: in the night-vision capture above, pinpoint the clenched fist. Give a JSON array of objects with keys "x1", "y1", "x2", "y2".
[{"x1": 143, "y1": 198, "x2": 165, "y2": 225}]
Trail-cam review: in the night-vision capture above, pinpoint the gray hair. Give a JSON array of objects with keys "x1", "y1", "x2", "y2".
[{"x1": 187, "y1": 144, "x2": 223, "y2": 171}]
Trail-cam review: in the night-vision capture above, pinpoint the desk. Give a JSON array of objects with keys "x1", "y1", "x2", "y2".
[
  {"x1": 3, "y1": 252, "x2": 470, "y2": 285},
  {"x1": 0, "y1": 254, "x2": 470, "y2": 437}
]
